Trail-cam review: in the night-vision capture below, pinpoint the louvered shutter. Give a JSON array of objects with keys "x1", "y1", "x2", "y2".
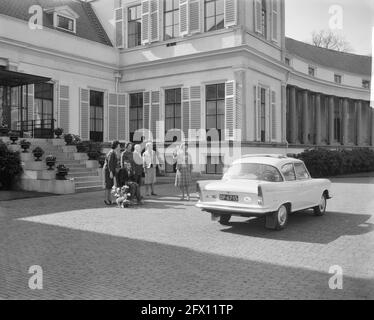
[
  {"x1": 271, "y1": 90, "x2": 277, "y2": 141},
  {"x1": 271, "y1": 0, "x2": 279, "y2": 42},
  {"x1": 141, "y1": 0, "x2": 150, "y2": 44},
  {"x1": 265, "y1": 88, "x2": 270, "y2": 142},
  {"x1": 115, "y1": 7, "x2": 125, "y2": 48},
  {"x1": 189, "y1": 0, "x2": 200, "y2": 34},
  {"x1": 80, "y1": 88, "x2": 89, "y2": 140},
  {"x1": 143, "y1": 91, "x2": 151, "y2": 134},
  {"x1": 108, "y1": 93, "x2": 118, "y2": 141},
  {"x1": 254, "y1": 0, "x2": 262, "y2": 34},
  {"x1": 180, "y1": 0, "x2": 189, "y2": 36},
  {"x1": 150, "y1": 0, "x2": 159, "y2": 42},
  {"x1": 254, "y1": 85, "x2": 261, "y2": 141},
  {"x1": 118, "y1": 93, "x2": 129, "y2": 141},
  {"x1": 190, "y1": 86, "x2": 201, "y2": 130},
  {"x1": 59, "y1": 85, "x2": 70, "y2": 134},
  {"x1": 224, "y1": 0, "x2": 237, "y2": 27},
  {"x1": 235, "y1": 80, "x2": 241, "y2": 141},
  {"x1": 225, "y1": 81, "x2": 236, "y2": 141},
  {"x1": 182, "y1": 87, "x2": 190, "y2": 140},
  {"x1": 150, "y1": 91, "x2": 160, "y2": 139}
]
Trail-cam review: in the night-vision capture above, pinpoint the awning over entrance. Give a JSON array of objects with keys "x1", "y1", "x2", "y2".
[{"x1": 0, "y1": 69, "x2": 51, "y2": 87}]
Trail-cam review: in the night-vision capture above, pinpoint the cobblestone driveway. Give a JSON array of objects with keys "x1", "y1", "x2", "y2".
[{"x1": 0, "y1": 177, "x2": 373, "y2": 299}]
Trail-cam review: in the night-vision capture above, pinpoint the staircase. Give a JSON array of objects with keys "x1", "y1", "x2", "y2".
[{"x1": 29, "y1": 139, "x2": 103, "y2": 193}]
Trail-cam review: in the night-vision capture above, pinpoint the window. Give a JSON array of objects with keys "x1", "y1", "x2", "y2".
[
  {"x1": 164, "y1": 0, "x2": 179, "y2": 40},
  {"x1": 363, "y1": 80, "x2": 370, "y2": 89},
  {"x1": 129, "y1": 93, "x2": 143, "y2": 142},
  {"x1": 285, "y1": 57, "x2": 290, "y2": 66},
  {"x1": 223, "y1": 163, "x2": 283, "y2": 182},
  {"x1": 261, "y1": 0, "x2": 267, "y2": 37},
  {"x1": 165, "y1": 88, "x2": 181, "y2": 135},
  {"x1": 56, "y1": 15, "x2": 75, "y2": 32},
  {"x1": 294, "y1": 163, "x2": 310, "y2": 180},
  {"x1": 35, "y1": 83, "x2": 54, "y2": 123},
  {"x1": 308, "y1": 66, "x2": 315, "y2": 77},
  {"x1": 281, "y1": 163, "x2": 296, "y2": 181},
  {"x1": 334, "y1": 74, "x2": 342, "y2": 84},
  {"x1": 128, "y1": 5, "x2": 141, "y2": 48},
  {"x1": 206, "y1": 156, "x2": 224, "y2": 174},
  {"x1": 204, "y1": 0, "x2": 224, "y2": 32},
  {"x1": 206, "y1": 83, "x2": 225, "y2": 141},
  {"x1": 89, "y1": 91, "x2": 104, "y2": 142},
  {"x1": 260, "y1": 87, "x2": 266, "y2": 142}
]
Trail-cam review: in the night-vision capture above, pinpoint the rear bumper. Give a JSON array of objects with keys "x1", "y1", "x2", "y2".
[{"x1": 196, "y1": 201, "x2": 271, "y2": 216}]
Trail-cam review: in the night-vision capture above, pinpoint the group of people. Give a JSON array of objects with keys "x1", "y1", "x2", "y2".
[{"x1": 103, "y1": 140, "x2": 194, "y2": 205}]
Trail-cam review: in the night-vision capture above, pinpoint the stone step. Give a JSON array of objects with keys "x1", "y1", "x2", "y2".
[
  {"x1": 69, "y1": 171, "x2": 99, "y2": 177},
  {"x1": 75, "y1": 185, "x2": 104, "y2": 193},
  {"x1": 68, "y1": 167, "x2": 98, "y2": 173},
  {"x1": 73, "y1": 176, "x2": 102, "y2": 183},
  {"x1": 75, "y1": 180, "x2": 103, "y2": 188}
]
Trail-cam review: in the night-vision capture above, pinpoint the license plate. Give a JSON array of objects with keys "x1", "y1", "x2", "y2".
[{"x1": 219, "y1": 194, "x2": 239, "y2": 202}]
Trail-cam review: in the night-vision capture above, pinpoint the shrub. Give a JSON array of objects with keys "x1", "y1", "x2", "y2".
[
  {"x1": 0, "y1": 141, "x2": 23, "y2": 190},
  {"x1": 296, "y1": 148, "x2": 374, "y2": 178},
  {"x1": 64, "y1": 134, "x2": 81, "y2": 146}
]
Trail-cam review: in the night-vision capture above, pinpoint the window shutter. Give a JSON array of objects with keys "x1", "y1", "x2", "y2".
[
  {"x1": 271, "y1": 0, "x2": 279, "y2": 42},
  {"x1": 150, "y1": 0, "x2": 159, "y2": 42},
  {"x1": 118, "y1": 93, "x2": 129, "y2": 141},
  {"x1": 180, "y1": 0, "x2": 189, "y2": 36},
  {"x1": 265, "y1": 88, "x2": 270, "y2": 142},
  {"x1": 141, "y1": 0, "x2": 150, "y2": 44},
  {"x1": 150, "y1": 91, "x2": 160, "y2": 139},
  {"x1": 254, "y1": 85, "x2": 261, "y2": 141},
  {"x1": 80, "y1": 88, "x2": 89, "y2": 140},
  {"x1": 143, "y1": 91, "x2": 151, "y2": 132},
  {"x1": 271, "y1": 90, "x2": 277, "y2": 141},
  {"x1": 59, "y1": 85, "x2": 70, "y2": 134},
  {"x1": 189, "y1": 0, "x2": 200, "y2": 34},
  {"x1": 182, "y1": 87, "x2": 190, "y2": 140},
  {"x1": 108, "y1": 93, "x2": 118, "y2": 141},
  {"x1": 235, "y1": 81, "x2": 241, "y2": 141},
  {"x1": 190, "y1": 86, "x2": 201, "y2": 130},
  {"x1": 115, "y1": 7, "x2": 125, "y2": 48},
  {"x1": 225, "y1": 80, "x2": 236, "y2": 141},
  {"x1": 254, "y1": 0, "x2": 262, "y2": 34},
  {"x1": 224, "y1": 0, "x2": 237, "y2": 28}
]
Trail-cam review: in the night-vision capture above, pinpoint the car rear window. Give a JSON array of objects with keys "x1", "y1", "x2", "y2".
[{"x1": 223, "y1": 163, "x2": 283, "y2": 182}]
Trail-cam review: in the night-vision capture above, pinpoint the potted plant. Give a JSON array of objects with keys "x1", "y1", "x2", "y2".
[
  {"x1": 54, "y1": 127, "x2": 64, "y2": 139},
  {"x1": 45, "y1": 155, "x2": 57, "y2": 170},
  {"x1": 56, "y1": 164, "x2": 69, "y2": 180},
  {"x1": 32, "y1": 146, "x2": 44, "y2": 161},
  {"x1": 87, "y1": 150, "x2": 100, "y2": 160},
  {"x1": 20, "y1": 139, "x2": 31, "y2": 153},
  {"x1": 8, "y1": 131, "x2": 19, "y2": 144},
  {"x1": 0, "y1": 123, "x2": 9, "y2": 136},
  {"x1": 64, "y1": 133, "x2": 73, "y2": 145}
]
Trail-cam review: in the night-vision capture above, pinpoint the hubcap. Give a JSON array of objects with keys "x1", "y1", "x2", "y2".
[
  {"x1": 319, "y1": 196, "x2": 326, "y2": 212},
  {"x1": 278, "y1": 206, "x2": 287, "y2": 226}
]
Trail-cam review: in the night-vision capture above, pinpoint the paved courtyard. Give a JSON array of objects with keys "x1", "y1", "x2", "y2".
[{"x1": 0, "y1": 176, "x2": 373, "y2": 300}]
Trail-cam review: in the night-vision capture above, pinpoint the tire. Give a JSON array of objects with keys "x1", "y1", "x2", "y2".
[
  {"x1": 314, "y1": 193, "x2": 327, "y2": 216},
  {"x1": 219, "y1": 214, "x2": 232, "y2": 225},
  {"x1": 266, "y1": 205, "x2": 288, "y2": 230}
]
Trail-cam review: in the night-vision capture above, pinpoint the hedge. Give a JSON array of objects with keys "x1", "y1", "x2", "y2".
[
  {"x1": 295, "y1": 148, "x2": 374, "y2": 178},
  {"x1": 0, "y1": 141, "x2": 23, "y2": 190}
]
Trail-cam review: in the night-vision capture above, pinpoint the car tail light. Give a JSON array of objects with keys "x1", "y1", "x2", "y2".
[{"x1": 257, "y1": 185, "x2": 263, "y2": 206}]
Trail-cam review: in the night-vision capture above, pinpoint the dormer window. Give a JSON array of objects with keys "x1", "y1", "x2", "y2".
[{"x1": 45, "y1": 6, "x2": 79, "y2": 34}]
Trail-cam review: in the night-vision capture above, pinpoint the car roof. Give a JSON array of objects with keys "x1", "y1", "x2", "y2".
[{"x1": 233, "y1": 154, "x2": 304, "y2": 168}]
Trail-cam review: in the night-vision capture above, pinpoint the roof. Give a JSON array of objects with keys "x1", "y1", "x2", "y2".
[
  {"x1": 286, "y1": 37, "x2": 372, "y2": 77},
  {"x1": 0, "y1": 69, "x2": 51, "y2": 87},
  {"x1": 234, "y1": 155, "x2": 302, "y2": 168},
  {"x1": 0, "y1": 0, "x2": 112, "y2": 47}
]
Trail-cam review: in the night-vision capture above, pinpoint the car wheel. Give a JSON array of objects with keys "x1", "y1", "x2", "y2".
[
  {"x1": 314, "y1": 194, "x2": 327, "y2": 216},
  {"x1": 219, "y1": 214, "x2": 231, "y2": 225},
  {"x1": 266, "y1": 205, "x2": 288, "y2": 230}
]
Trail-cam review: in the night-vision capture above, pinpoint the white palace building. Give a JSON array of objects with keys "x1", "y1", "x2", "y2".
[{"x1": 0, "y1": 0, "x2": 373, "y2": 174}]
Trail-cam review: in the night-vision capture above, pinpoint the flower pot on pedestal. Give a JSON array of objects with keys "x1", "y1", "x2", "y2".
[
  {"x1": 45, "y1": 155, "x2": 57, "y2": 170},
  {"x1": 20, "y1": 140, "x2": 31, "y2": 153},
  {"x1": 32, "y1": 146, "x2": 44, "y2": 161},
  {"x1": 9, "y1": 131, "x2": 19, "y2": 145},
  {"x1": 56, "y1": 164, "x2": 69, "y2": 180},
  {"x1": 54, "y1": 128, "x2": 63, "y2": 139}
]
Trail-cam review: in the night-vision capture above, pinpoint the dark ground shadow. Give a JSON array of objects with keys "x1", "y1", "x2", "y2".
[
  {"x1": 0, "y1": 218, "x2": 372, "y2": 300},
  {"x1": 330, "y1": 177, "x2": 374, "y2": 184},
  {"x1": 220, "y1": 210, "x2": 374, "y2": 244}
]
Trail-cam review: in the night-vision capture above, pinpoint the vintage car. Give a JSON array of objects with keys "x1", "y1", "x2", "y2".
[{"x1": 196, "y1": 154, "x2": 332, "y2": 230}]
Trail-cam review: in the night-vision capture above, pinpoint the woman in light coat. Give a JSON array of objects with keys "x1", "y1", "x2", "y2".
[
  {"x1": 173, "y1": 143, "x2": 193, "y2": 201},
  {"x1": 142, "y1": 142, "x2": 159, "y2": 196}
]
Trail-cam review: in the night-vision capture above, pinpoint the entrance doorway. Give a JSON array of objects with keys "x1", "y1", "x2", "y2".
[{"x1": 89, "y1": 90, "x2": 104, "y2": 142}]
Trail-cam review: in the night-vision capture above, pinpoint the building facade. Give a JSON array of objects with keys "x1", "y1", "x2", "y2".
[{"x1": 0, "y1": 0, "x2": 372, "y2": 173}]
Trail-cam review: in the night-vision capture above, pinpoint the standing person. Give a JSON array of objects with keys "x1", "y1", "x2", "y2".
[
  {"x1": 142, "y1": 142, "x2": 158, "y2": 197},
  {"x1": 132, "y1": 144, "x2": 143, "y2": 187},
  {"x1": 174, "y1": 143, "x2": 193, "y2": 201},
  {"x1": 103, "y1": 140, "x2": 121, "y2": 205},
  {"x1": 121, "y1": 142, "x2": 133, "y2": 168}
]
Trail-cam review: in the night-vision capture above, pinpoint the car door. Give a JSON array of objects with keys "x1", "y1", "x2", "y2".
[
  {"x1": 280, "y1": 163, "x2": 303, "y2": 211},
  {"x1": 294, "y1": 162, "x2": 315, "y2": 208}
]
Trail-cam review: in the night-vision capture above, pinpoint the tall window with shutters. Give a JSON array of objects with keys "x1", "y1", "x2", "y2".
[
  {"x1": 89, "y1": 91, "x2": 104, "y2": 142},
  {"x1": 261, "y1": 0, "x2": 267, "y2": 38},
  {"x1": 259, "y1": 87, "x2": 266, "y2": 142},
  {"x1": 165, "y1": 88, "x2": 182, "y2": 136},
  {"x1": 206, "y1": 83, "x2": 225, "y2": 141},
  {"x1": 129, "y1": 93, "x2": 143, "y2": 142},
  {"x1": 204, "y1": 0, "x2": 224, "y2": 32},
  {"x1": 128, "y1": 5, "x2": 142, "y2": 48},
  {"x1": 164, "y1": 0, "x2": 180, "y2": 40}
]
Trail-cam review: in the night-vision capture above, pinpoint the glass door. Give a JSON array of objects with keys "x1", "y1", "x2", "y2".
[{"x1": 90, "y1": 90, "x2": 104, "y2": 142}]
